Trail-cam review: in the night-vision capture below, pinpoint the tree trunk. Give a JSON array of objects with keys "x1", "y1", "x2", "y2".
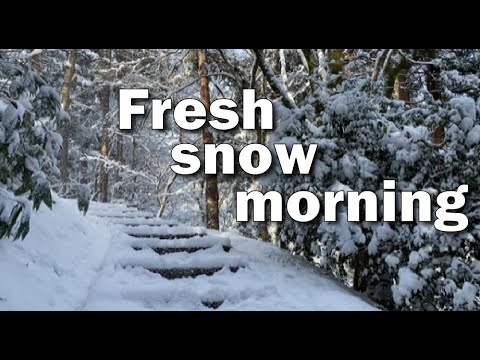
[
  {"x1": 301, "y1": 49, "x2": 318, "y2": 75},
  {"x1": 326, "y1": 49, "x2": 345, "y2": 89},
  {"x1": 157, "y1": 172, "x2": 178, "y2": 218},
  {"x1": 114, "y1": 49, "x2": 127, "y2": 196},
  {"x1": 198, "y1": 49, "x2": 219, "y2": 230},
  {"x1": 372, "y1": 49, "x2": 388, "y2": 83},
  {"x1": 353, "y1": 245, "x2": 368, "y2": 292},
  {"x1": 424, "y1": 49, "x2": 444, "y2": 144},
  {"x1": 59, "y1": 50, "x2": 78, "y2": 195},
  {"x1": 385, "y1": 57, "x2": 410, "y2": 99},
  {"x1": 99, "y1": 49, "x2": 111, "y2": 203},
  {"x1": 131, "y1": 134, "x2": 138, "y2": 204},
  {"x1": 255, "y1": 102, "x2": 269, "y2": 241},
  {"x1": 393, "y1": 69, "x2": 410, "y2": 102}
]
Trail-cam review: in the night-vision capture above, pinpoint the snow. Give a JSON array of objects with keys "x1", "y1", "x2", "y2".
[
  {"x1": 88, "y1": 209, "x2": 154, "y2": 218},
  {"x1": 0, "y1": 194, "x2": 112, "y2": 310},
  {"x1": 108, "y1": 217, "x2": 178, "y2": 226},
  {"x1": 453, "y1": 282, "x2": 478, "y2": 310},
  {"x1": 460, "y1": 116, "x2": 474, "y2": 132},
  {"x1": 341, "y1": 155, "x2": 356, "y2": 180},
  {"x1": 129, "y1": 235, "x2": 230, "y2": 249},
  {"x1": 117, "y1": 224, "x2": 206, "y2": 237},
  {"x1": 331, "y1": 95, "x2": 349, "y2": 116},
  {"x1": 385, "y1": 254, "x2": 400, "y2": 268},
  {"x1": 466, "y1": 125, "x2": 480, "y2": 147},
  {"x1": 392, "y1": 267, "x2": 424, "y2": 306},
  {"x1": 450, "y1": 97, "x2": 476, "y2": 121},
  {"x1": 0, "y1": 196, "x2": 378, "y2": 311},
  {"x1": 85, "y1": 230, "x2": 378, "y2": 310}
]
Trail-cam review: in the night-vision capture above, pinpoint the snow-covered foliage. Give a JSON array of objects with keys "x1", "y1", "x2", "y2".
[
  {"x1": 0, "y1": 53, "x2": 62, "y2": 239},
  {"x1": 256, "y1": 49, "x2": 480, "y2": 310}
]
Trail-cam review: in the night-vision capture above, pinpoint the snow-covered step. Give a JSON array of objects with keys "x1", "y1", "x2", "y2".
[
  {"x1": 147, "y1": 266, "x2": 239, "y2": 280},
  {"x1": 128, "y1": 234, "x2": 230, "y2": 249},
  {"x1": 116, "y1": 246, "x2": 246, "y2": 269},
  {"x1": 109, "y1": 217, "x2": 178, "y2": 227},
  {"x1": 116, "y1": 282, "x2": 236, "y2": 310},
  {"x1": 89, "y1": 203, "x2": 132, "y2": 209},
  {"x1": 122, "y1": 225, "x2": 207, "y2": 239},
  {"x1": 89, "y1": 204, "x2": 137, "y2": 212},
  {"x1": 90, "y1": 210, "x2": 154, "y2": 218},
  {"x1": 131, "y1": 236, "x2": 231, "y2": 255}
]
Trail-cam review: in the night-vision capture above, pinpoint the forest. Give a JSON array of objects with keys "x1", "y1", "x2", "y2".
[{"x1": 1, "y1": 49, "x2": 479, "y2": 311}]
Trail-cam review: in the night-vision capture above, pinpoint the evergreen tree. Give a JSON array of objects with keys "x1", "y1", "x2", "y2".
[{"x1": 0, "y1": 53, "x2": 62, "y2": 239}]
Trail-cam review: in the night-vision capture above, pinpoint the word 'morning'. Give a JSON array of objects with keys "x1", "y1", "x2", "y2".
[
  {"x1": 236, "y1": 183, "x2": 469, "y2": 233},
  {"x1": 119, "y1": 89, "x2": 273, "y2": 131}
]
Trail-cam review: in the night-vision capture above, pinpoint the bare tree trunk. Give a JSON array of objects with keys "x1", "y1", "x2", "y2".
[
  {"x1": 423, "y1": 49, "x2": 444, "y2": 144},
  {"x1": 116, "y1": 135, "x2": 124, "y2": 164},
  {"x1": 157, "y1": 172, "x2": 178, "y2": 218},
  {"x1": 256, "y1": 113, "x2": 269, "y2": 241},
  {"x1": 156, "y1": 129, "x2": 182, "y2": 217},
  {"x1": 253, "y1": 49, "x2": 296, "y2": 109},
  {"x1": 198, "y1": 49, "x2": 219, "y2": 230},
  {"x1": 60, "y1": 50, "x2": 78, "y2": 195},
  {"x1": 326, "y1": 49, "x2": 345, "y2": 89},
  {"x1": 131, "y1": 134, "x2": 138, "y2": 204},
  {"x1": 353, "y1": 245, "x2": 368, "y2": 291},
  {"x1": 384, "y1": 57, "x2": 410, "y2": 99},
  {"x1": 99, "y1": 49, "x2": 111, "y2": 203},
  {"x1": 114, "y1": 49, "x2": 127, "y2": 196},
  {"x1": 393, "y1": 69, "x2": 410, "y2": 102},
  {"x1": 301, "y1": 49, "x2": 318, "y2": 75},
  {"x1": 372, "y1": 49, "x2": 388, "y2": 83},
  {"x1": 279, "y1": 49, "x2": 288, "y2": 85}
]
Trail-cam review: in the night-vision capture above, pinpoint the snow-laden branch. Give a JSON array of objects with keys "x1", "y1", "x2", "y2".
[
  {"x1": 85, "y1": 154, "x2": 158, "y2": 184},
  {"x1": 296, "y1": 49, "x2": 309, "y2": 71},
  {"x1": 252, "y1": 49, "x2": 297, "y2": 109},
  {"x1": 380, "y1": 49, "x2": 394, "y2": 79},
  {"x1": 397, "y1": 49, "x2": 436, "y2": 66},
  {"x1": 166, "y1": 72, "x2": 239, "y2": 98}
]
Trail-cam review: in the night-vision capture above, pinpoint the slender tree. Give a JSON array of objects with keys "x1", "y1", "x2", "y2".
[
  {"x1": 59, "y1": 50, "x2": 78, "y2": 193},
  {"x1": 198, "y1": 49, "x2": 219, "y2": 229},
  {"x1": 99, "y1": 49, "x2": 112, "y2": 202}
]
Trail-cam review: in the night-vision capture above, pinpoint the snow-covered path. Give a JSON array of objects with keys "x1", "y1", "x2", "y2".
[
  {"x1": 81, "y1": 202, "x2": 379, "y2": 311},
  {"x1": 0, "y1": 197, "x2": 378, "y2": 310}
]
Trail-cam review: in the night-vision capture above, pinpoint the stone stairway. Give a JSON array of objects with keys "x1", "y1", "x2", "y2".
[{"x1": 88, "y1": 202, "x2": 246, "y2": 309}]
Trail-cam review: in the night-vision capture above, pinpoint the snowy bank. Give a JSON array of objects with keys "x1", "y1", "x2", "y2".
[{"x1": 0, "y1": 194, "x2": 114, "y2": 310}]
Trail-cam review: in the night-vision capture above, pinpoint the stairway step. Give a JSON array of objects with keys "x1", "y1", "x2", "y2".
[
  {"x1": 122, "y1": 225, "x2": 206, "y2": 240},
  {"x1": 128, "y1": 233, "x2": 206, "y2": 240},
  {"x1": 118, "y1": 243, "x2": 244, "y2": 271},
  {"x1": 90, "y1": 210, "x2": 155, "y2": 218},
  {"x1": 146, "y1": 266, "x2": 240, "y2": 279},
  {"x1": 123, "y1": 223, "x2": 176, "y2": 228},
  {"x1": 89, "y1": 202, "x2": 133, "y2": 210},
  {"x1": 132, "y1": 244, "x2": 231, "y2": 255},
  {"x1": 109, "y1": 218, "x2": 178, "y2": 227},
  {"x1": 94, "y1": 214, "x2": 153, "y2": 219}
]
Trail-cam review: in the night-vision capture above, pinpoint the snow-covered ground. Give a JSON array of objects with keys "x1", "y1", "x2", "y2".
[{"x1": 0, "y1": 195, "x2": 379, "y2": 311}]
